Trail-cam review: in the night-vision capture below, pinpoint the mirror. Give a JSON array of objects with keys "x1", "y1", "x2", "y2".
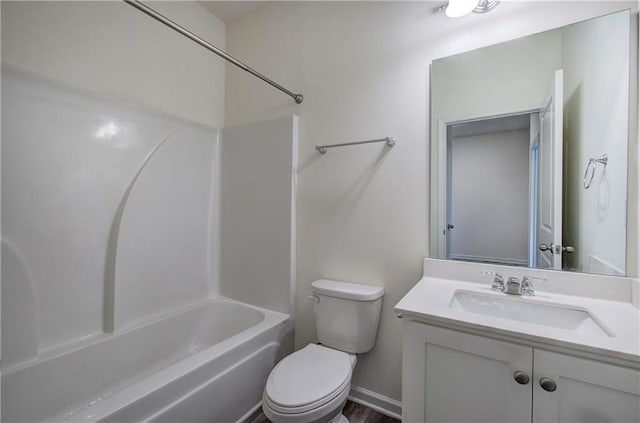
[{"x1": 430, "y1": 10, "x2": 633, "y2": 276}]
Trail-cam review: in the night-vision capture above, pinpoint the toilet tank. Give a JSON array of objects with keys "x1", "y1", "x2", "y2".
[{"x1": 310, "y1": 279, "x2": 384, "y2": 354}]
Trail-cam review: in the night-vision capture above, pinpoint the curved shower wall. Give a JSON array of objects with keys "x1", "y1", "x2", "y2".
[
  {"x1": 1, "y1": 65, "x2": 220, "y2": 368},
  {"x1": 112, "y1": 125, "x2": 219, "y2": 331},
  {"x1": 1, "y1": 239, "x2": 38, "y2": 366}
]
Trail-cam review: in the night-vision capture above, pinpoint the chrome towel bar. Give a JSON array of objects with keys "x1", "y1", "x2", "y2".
[{"x1": 315, "y1": 137, "x2": 396, "y2": 154}]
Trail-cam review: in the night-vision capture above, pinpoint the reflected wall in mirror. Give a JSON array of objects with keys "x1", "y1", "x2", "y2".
[{"x1": 430, "y1": 10, "x2": 633, "y2": 276}]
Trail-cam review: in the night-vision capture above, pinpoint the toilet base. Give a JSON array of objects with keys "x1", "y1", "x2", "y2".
[
  {"x1": 262, "y1": 393, "x2": 349, "y2": 423},
  {"x1": 330, "y1": 414, "x2": 349, "y2": 423}
]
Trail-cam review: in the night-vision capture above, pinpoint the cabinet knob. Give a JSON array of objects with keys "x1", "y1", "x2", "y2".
[
  {"x1": 513, "y1": 371, "x2": 530, "y2": 385},
  {"x1": 539, "y1": 377, "x2": 557, "y2": 392}
]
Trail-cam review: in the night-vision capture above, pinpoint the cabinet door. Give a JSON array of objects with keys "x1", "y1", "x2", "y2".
[
  {"x1": 403, "y1": 321, "x2": 533, "y2": 423},
  {"x1": 533, "y1": 349, "x2": 640, "y2": 423}
]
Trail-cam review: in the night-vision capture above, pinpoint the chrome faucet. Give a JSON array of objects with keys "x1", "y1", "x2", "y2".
[
  {"x1": 520, "y1": 275, "x2": 546, "y2": 296},
  {"x1": 520, "y1": 276, "x2": 534, "y2": 296},
  {"x1": 483, "y1": 271, "x2": 504, "y2": 292},
  {"x1": 505, "y1": 277, "x2": 522, "y2": 295},
  {"x1": 505, "y1": 275, "x2": 546, "y2": 296},
  {"x1": 484, "y1": 271, "x2": 546, "y2": 296}
]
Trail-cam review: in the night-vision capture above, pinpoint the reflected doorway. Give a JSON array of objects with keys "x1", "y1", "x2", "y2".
[{"x1": 445, "y1": 113, "x2": 538, "y2": 267}]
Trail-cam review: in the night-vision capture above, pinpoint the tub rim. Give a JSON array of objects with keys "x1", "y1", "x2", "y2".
[
  {"x1": 2, "y1": 297, "x2": 290, "y2": 422},
  {"x1": 53, "y1": 298, "x2": 290, "y2": 422},
  {"x1": 2, "y1": 296, "x2": 280, "y2": 375}
]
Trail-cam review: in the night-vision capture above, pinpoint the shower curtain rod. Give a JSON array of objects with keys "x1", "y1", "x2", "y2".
[{"x1": 122, "y1": 0, "x2": 304, "y2": 104}]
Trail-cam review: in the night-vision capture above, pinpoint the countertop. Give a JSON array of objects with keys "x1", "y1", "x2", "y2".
[{"x1": 395, "y1": 276, "x2": 640, "y2": 366}]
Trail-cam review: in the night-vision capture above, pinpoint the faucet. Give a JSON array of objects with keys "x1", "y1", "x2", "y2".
[
  {"x1": 504, "y1": 275, "x2": 545, "y2": 296},
  {"x1": 483, "y1": 271, "x2": 504, "y2": 292},
  {"x1": 505, "y1": 277, "x2": 522, "y2": 295},
  {"x1": 520, "y1": 275, "x2": 547, "y2": 296},
  {"x1": 484, "y1": 272, "x2": 545, "y2": 296},
  {"x1": 520, "y1": 276, "x2": 534, "y2": 296}
]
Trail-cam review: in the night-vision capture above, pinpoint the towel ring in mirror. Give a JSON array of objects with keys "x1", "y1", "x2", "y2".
[{"x1": 583, "y1": 154, "x2": 608, "y2": 189}]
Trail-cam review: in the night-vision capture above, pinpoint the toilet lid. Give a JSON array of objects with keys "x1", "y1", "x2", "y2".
[{"x1": 265, "y1": 344, "x2": 352, "y2": 411}]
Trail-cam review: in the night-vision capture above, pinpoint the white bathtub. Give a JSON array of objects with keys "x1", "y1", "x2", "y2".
[{"x1": 1, "y1": 298, "x2": 292, "y2": 422}]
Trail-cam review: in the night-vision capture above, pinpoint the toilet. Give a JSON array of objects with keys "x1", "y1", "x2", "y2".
[{"x1": 262, "y1": 279, "x2": 384, "y2": 423}]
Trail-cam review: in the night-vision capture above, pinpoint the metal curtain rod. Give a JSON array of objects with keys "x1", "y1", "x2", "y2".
[
  {"x1": 315, "y1": 137, "x2": 396, "y2": 154},
  {"x1": 122, "y1": 0, "x2": 304, "y2": 104}
]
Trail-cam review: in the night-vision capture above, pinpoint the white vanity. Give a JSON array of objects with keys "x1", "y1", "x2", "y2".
[{"x1": 395, "y1": 259, "x2": 640, "y2": 423}]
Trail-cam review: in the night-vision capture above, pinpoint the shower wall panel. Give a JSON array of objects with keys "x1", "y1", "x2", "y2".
[
  {"x1": 219, "y1": 116, "x2": 297, "y2": 317},
  {"x1": 1, "y1": 66, "x2": 219, "y2": 366}
]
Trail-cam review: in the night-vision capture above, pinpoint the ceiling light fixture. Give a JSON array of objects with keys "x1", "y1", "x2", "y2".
[
  {"x1": 474, "y1": 0, "x2": 500, "y2": 14},
  {"x1": 445, "y1": 0, "x2": 478, "y2": 18},
  {"x1": 441, "y1": 0, "x2": 500, "y2": 18}
]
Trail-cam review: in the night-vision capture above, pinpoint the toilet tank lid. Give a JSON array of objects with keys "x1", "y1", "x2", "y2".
[{"x1": 311, "y1": 279, "x2": 384, "y2": 301}]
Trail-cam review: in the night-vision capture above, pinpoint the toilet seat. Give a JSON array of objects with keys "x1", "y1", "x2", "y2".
[{"x1": 264, "y1": 344, "x2": 353, "y2": 414}]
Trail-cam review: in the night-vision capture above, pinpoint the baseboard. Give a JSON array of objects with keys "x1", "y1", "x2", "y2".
[
  {"x1": 243, "y1": 387, "x2": 402, "y2": 421},
  {"x1": 348, "y1": 385, "x2": 402, "y2": 420},
  {"x1": 238, "y1": 401, "x2": 262, "y2": 423}
]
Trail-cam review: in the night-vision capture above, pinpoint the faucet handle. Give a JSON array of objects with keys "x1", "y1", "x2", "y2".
[
  {"x1": 520, "y1": 278, "x2": 534, "y2": 296},
  {"x1": 483, "y1": 271, "x2": 504, "y2": 292},
  {"x1": 521, "y1": 276, "x2": 546, "y2": 296}
]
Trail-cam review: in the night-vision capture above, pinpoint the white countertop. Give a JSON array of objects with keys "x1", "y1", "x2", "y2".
[{"x1": 395, "y1": 276, "x2": 640, "y2": 365}]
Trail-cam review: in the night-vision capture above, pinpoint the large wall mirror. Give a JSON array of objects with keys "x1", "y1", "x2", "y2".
[{"x1": 430, "y1": 9, "x2": 635, "y2": 277}]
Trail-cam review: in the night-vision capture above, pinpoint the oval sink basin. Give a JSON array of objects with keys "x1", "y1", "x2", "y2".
[{"x1": 450, "y1": 290, "x2": 613, "y2": 337}]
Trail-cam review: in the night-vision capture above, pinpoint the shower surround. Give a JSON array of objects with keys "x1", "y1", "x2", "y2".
[{"x1": 1, "y1": 65, "x2": 297, "y2": 422}]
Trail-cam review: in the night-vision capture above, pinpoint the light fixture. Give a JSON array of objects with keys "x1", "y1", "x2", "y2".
[
  {"x1": 441, "y1": 0, "x2": 500, "y2": 18},
  {"x1": 445, "y1": 0, "x2": 478, "y2": 18},
  {"x1": 474, "y1": 0, "x2": 500, "y2": 14}
]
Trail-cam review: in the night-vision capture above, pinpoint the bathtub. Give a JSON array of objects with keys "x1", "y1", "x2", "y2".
[{"x1": 1, "y1": 298, "x2": 292, "y2": 422}]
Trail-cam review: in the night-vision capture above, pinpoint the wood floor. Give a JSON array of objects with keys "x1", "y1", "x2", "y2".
[{"x1": 246, "y1": 400, "x2": 400, "y2": 423}]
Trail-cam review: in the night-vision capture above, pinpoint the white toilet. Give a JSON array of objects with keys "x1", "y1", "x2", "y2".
[{"x1": 262, "y1": 279, "x2": 384, "y2": 423}]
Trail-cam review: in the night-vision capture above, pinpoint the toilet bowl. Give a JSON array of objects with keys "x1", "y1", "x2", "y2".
[
  {"x1": 262, "y1": 344, "x2": 356, "y2": 423},
  {"x1": 262, "y1": 279, "x2": 384, "y2": 423}
]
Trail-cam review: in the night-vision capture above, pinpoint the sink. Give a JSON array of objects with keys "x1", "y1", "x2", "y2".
[{"x1": 450, "y1": 290, "x2": 613, "y2": 337}]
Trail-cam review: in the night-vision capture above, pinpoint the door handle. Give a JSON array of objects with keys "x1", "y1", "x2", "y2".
[
  {"x1": 447, "y1": 224, "x2": 454, "y2": 230},
  {"x1": 539, "y1": 243, "x2": 575, "y2": 254}
]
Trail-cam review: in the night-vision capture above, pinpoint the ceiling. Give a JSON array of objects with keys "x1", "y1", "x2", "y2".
[
  {"x1": 199, "y1": 1, "x2": 266, "y2": 23},
  {"x1": 450, "y1": 114, "x2": 531, "y2": 139}
]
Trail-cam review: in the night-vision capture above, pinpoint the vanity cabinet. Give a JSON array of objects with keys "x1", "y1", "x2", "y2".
[
  {"x1": 533, "y1": 349, "x2": 640, "y2": 423},
  {"x1": 402, "y1": 320, "x2": 640, "y2": 423}
]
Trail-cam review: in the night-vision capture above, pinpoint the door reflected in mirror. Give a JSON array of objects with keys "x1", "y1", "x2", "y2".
[{"x1": 430, "y1": 10, "x2": 632, "y2": 276}]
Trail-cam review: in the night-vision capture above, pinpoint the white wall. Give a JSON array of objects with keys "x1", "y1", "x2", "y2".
[
  {"x1": 219, "y1": 116, "x2": 297, "y2": 316},
  {"x1": 224, "y1": 1, "x2": 639, "y2": 403},
  {"x1": 450, "y1": 130, "x2": 530, "y2": 265},
  {"x1": 1, "y1": 0, "x2": 226, "y2": 127},
  {"x1": 562, "y1": 11, "x2": 630, "y2": 275}
]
